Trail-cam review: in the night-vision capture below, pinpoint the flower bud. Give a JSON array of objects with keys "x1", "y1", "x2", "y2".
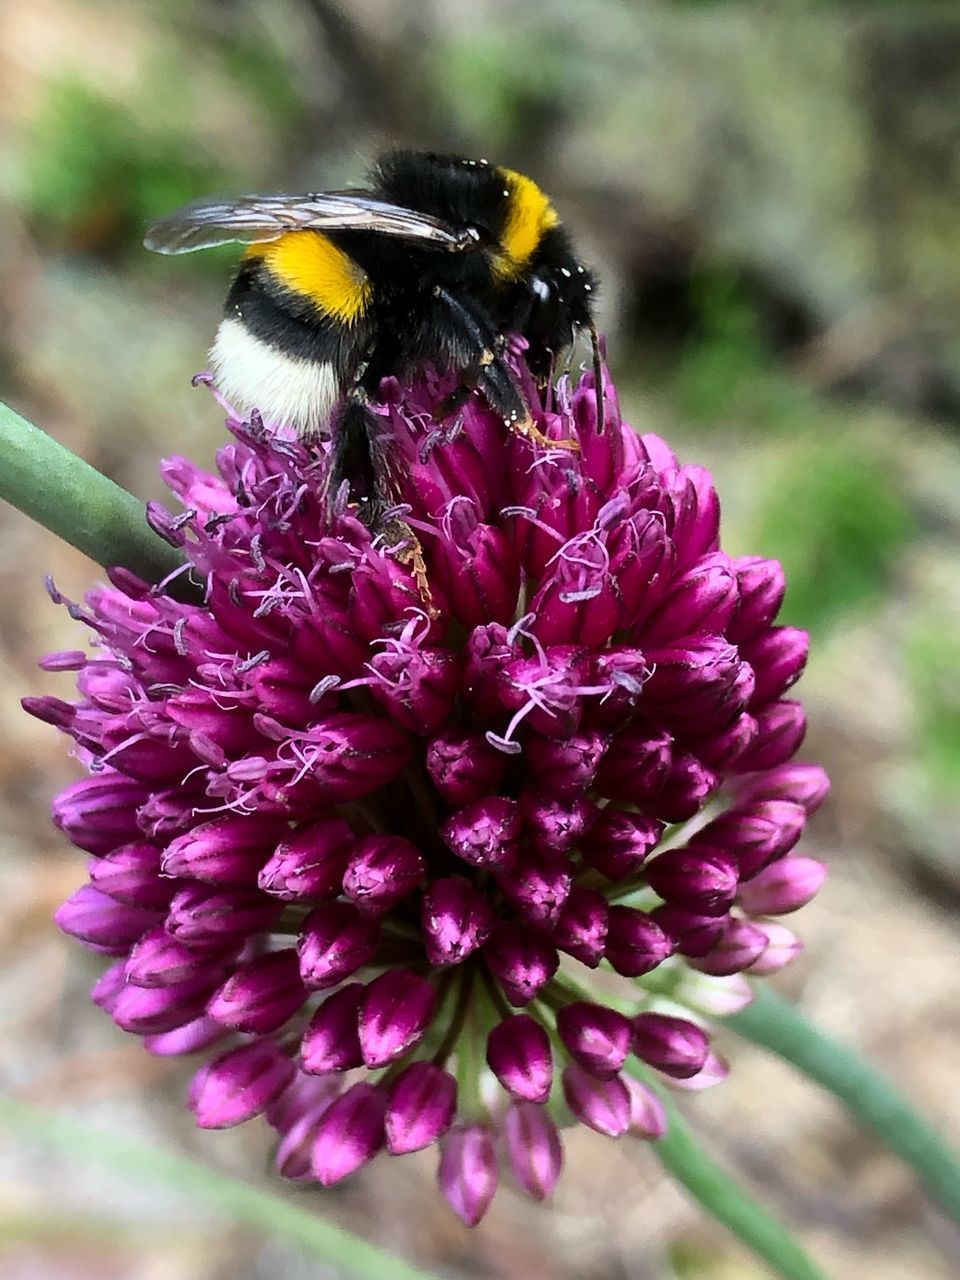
[
  {"x1": 88, "y1": 843, "x2": 174, "y2": 911},
  {"x1": 311, "y1": 1082, "x2": 386, "y2": 1185},
  {"x1": 441, "y1": 797, "x2": 520, "y2": 869},
  {"x1": 738, "y1": 855, "x2": 826, "y2": 915},
  {"x1": 425, "y1": 730, "x2": 506, "y2": 805},
  {"x1": 645, "y1": 847, "x2": 738, "y2": 916},
  {"x1": 746, "y1": 921, "x2": 803, "y2": 974},
  {"x1": 650, "y1": 752, "x2": 719, "y2": 822},
  {"x1": 497, "y1": 852, "x2": 572, "y2": 927},
  {"x1": 674, "y1": 969, "x2": 754, "y2": 1017},
  {"x1": 358, "y1": 970, "x2": 436, "y2": 1066},
  {"x1": 112, "y1": 978, "x2": 212, "y2": 1035},
  {"x1": 90, "y1": 959, "x2": 126, "y2": 1013},
  {"x1": 557, "y1": 1002, "x2": 631, "y2": 1078},
  {"x1": 651, "y1": 903, "x2": 727, "y2": 957},
  {"x1": 664, "y1": 463, "x2": 720, "y2": 568},
  {"x1": 275, "y1": 1091, "x2": 342, "y2": 1180},
  {"x1": 422, "y1": 877, "x2": 494, "y2": 966},
  {"x1": 638, "y1": 552, "x2": 739, "y2": 645},
  {"x1": 605, "y1": 906, "x2": 673, "y2": 977},
  {"x1": 741, "y1": 626, "x2": 808, "y2": 708},
  {"x1": 483, "y1": 923, "x2": 559, "y2": 1005},
  {"x1": 624, "y1": 1076, "x2": 668, "y2": 1139},
  {"x1": 385, "y1": 1062, "x2": 457, "y2": 1154},
  {"x1": 734, "y1": 762, "x2": 830, "y2": 813},
  {"x1": 693, "y1": 800, "x2": 806, "y2": 879},
  {"x1": 267, "y1": 1071, "x2": 342, "y2": 1133},
  {"x1": 585, "y1": 645, "x2": 651, "y2": 730},
  {"x1": 300, "y1": 983, "x2": 365, "y2": 1072},
  {"x1": 165, "y1": 886, "x2": 281, "y2": 945},
  {"x1": 207, "y1": 948, "x2": 306, "y2": 1034},
  {"x1": 593, "y1": 728, "x2": 672, "y2": 803},
  {"x1": 642, "y1": 636, "x2": 749, "y2": 728},
  {"x1": 55, "y1": 884, "x2": 157, "y2": 954},
  {"x1": 519, "y1": 789, "x2": 595, "y2": 855},
  {"x1": 162, "y1": 815, "x2": 285, "y2": 887},
  {"x1": 52, "y1": 774, "x2": 147, "y2": 855},
  {"x1": 685, "y1": 712, "x2": 758, "y2": 771},
  {"x1": 125, "y1": 927, "x2": 236, "y2": 988},
  {"x1": 664, "y1": 1050, "x2": 730, "y2": 1092},
  {"x1": 246, "y1": 656, "x2": 325, "y2": 725},
  {"x1": 269, "y1": 712, "x2": 412, "y2": 803},
  {"x1": 691, "y1": 917, "x2": 768, "y2": 976},
  {"x1": 366, "y1": 644, "x2": 460, "y2": 735},
  {"x1": 438, "y1": 1125, "x2": 498, "y2": 1227},
  {"x1": 524, "y1": 731, "x2": 608, "y2": 797},
  {"x1": 728, "y1": 557, "x2": 786, "y2": 642},
  {"x1": 258, "y1": 817, "x2": 354, "y2": 902},
  {"x1": 342, "y1": 834, "x2": 425, "y2": 915},
  {"x1": 144, "y1": 1014, "x2": 227, "y2": 1058},
  {"x1": 561, "y1": 1065, "x2": 631, "y2": 1137},
  {"x1": 486, "y1": 1015, "x2": 553, "y2": 1102},
  {"x1": 552, "y1": 886, "x2": 608, "y2": 967},
  {"x1": 432, "y1": 522, "x2": 521, "y2": 628},
  {"x1": 630, "y1": 1012, "x2": 710, "y2": 1079},
  {"x1": 297, "y1": 902, "x2": 379, "y2": 989},
  {"x1": 580, "y1": 809, "x2": 663, "y2": 881},
  {"x1": 504, "y1": 1103, "x2": 563, "y2": 1200},
  {"x1": 190, "y1": 1040, "x2": 295, "y2": 1129},
  {"x1": 735, "y1": 700, "x2": 806, "y2": 771}
]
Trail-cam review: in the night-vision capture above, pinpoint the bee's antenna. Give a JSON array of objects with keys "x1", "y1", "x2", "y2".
[{"x1": 588, "y1": 322, "x2": 605, "y2": 435}]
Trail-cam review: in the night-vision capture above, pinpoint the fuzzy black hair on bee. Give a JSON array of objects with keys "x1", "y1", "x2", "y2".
[{"x1": 145, "y1": 150, "x2": 600, "y2": 521}]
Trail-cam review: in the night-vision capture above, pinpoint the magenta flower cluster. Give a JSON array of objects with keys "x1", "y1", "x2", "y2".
[{"x1": 27, "y1": 354, "x2": 827, "y2": 1225}]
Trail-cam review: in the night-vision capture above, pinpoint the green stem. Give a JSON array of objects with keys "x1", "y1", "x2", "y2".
[
  {"x1": 0, "y1": 399, "x2": 185, "y2": 585},
  {"x1": 0, "y1": 1092, "x2": 440, "y2": 1280},
  {"x1": 727, "y1": 985, "x2": 960, "y2": 1223},
  {"x1": 624, "y1": 1062, "x2": 827, "y2": 1280}
]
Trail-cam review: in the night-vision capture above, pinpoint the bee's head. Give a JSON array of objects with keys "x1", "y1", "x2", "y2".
[{"x1": 521, "y1": 232, "x2": 597, "y2": 377}]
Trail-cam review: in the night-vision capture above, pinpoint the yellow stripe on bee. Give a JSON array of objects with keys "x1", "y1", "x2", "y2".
[
  {"x1": 494, "y1": 168, "x2": 559, "y2": 280},
  {"x1": 246, "y1": 232, "x2": 372, "y2": 324}
]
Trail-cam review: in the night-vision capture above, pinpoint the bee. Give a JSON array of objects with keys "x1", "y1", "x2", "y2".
[{"x1": 145, "y1": 150, "x2": 600, "y2": 521}]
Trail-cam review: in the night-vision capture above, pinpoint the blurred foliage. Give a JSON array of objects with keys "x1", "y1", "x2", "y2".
[
  {"x1": 905, "y1": 611, "x2": 960, "y2": 793},
  {"x1": 751, "y1": 437, "x2": 916, "y2": 638},
  {"x1": 429, "y1": 30, "x2": 581, "y2": 152},
  {"x1": 670, "y1": 268, "x2": 816, "y2": 427},
  {"x1": 24, "y1": 77, "x2": 229, "y2": 258}
]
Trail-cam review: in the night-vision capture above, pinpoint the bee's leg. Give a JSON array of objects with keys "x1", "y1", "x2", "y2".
[
  {"x1": 432, "y1": 287, "x2": 577, "y2": 452},
  {"x1": 482, "y1": 355, "x2": 577, "y2": 453},
  {"x1": 435, "y1": 351, "x2": 492, "y2": 422},
  {"x1": 588, "y1": 321, "x2": 605, "y2": 435},
  {"x1": 330, "y1": 367, "x2": 434, "y2": 610}
]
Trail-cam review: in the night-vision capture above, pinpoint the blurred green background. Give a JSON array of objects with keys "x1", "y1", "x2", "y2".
[{"x1": 2, "y1": 2, "x2": 959, "y2": 1277}]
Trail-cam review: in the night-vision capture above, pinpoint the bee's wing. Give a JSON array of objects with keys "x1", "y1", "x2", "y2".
[{"x1": 144, "y1": 192, "x2": 479, "y2": 255}]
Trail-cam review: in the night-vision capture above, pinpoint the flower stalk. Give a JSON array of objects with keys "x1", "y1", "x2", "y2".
[
  {"x1": 0, "y1": 398, "x2": 186, "y2": 587},
  {"x1": 727, "y1": 986, "x2": 960, "y2": 1224},
  {"x1": 624, "y1": 1065, "x2": 827, "y2": 1280},
  {"x1": 0, "y1": 1091, "x2": 439, "y2": 1280}
]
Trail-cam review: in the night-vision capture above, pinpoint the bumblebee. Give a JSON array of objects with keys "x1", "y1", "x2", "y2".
[{"x1": 145, "y1": 150, "x2": 599, "y2": 516}]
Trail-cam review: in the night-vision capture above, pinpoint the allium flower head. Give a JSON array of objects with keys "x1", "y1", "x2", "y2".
[{"x1": 27, "y1": 348, "x2": 828, "y2": 1225}]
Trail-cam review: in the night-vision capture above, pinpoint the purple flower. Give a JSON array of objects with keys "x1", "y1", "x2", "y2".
[{"x1": 30, "y1": 351, "x2": 826, "y2": 1225}]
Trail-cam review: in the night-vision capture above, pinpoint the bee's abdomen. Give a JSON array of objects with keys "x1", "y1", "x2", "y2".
[
  {"x1": 246, "y1": 231, "x2": 373, "y2": 325},
  {"x1": 212, "y1": 258, "x2": 364, "y2": 435}
]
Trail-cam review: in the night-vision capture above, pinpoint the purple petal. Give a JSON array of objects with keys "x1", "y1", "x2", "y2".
[
  {"x1": 311, "y1": 1082, "x2": 386, "y2": 1185},
  {"x1": 438, "y1": 1125, "x2": 498, "y2": 1226},
  {"x1": 385, "y1": 1062, "x2": 457, "y2": 1154}
]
